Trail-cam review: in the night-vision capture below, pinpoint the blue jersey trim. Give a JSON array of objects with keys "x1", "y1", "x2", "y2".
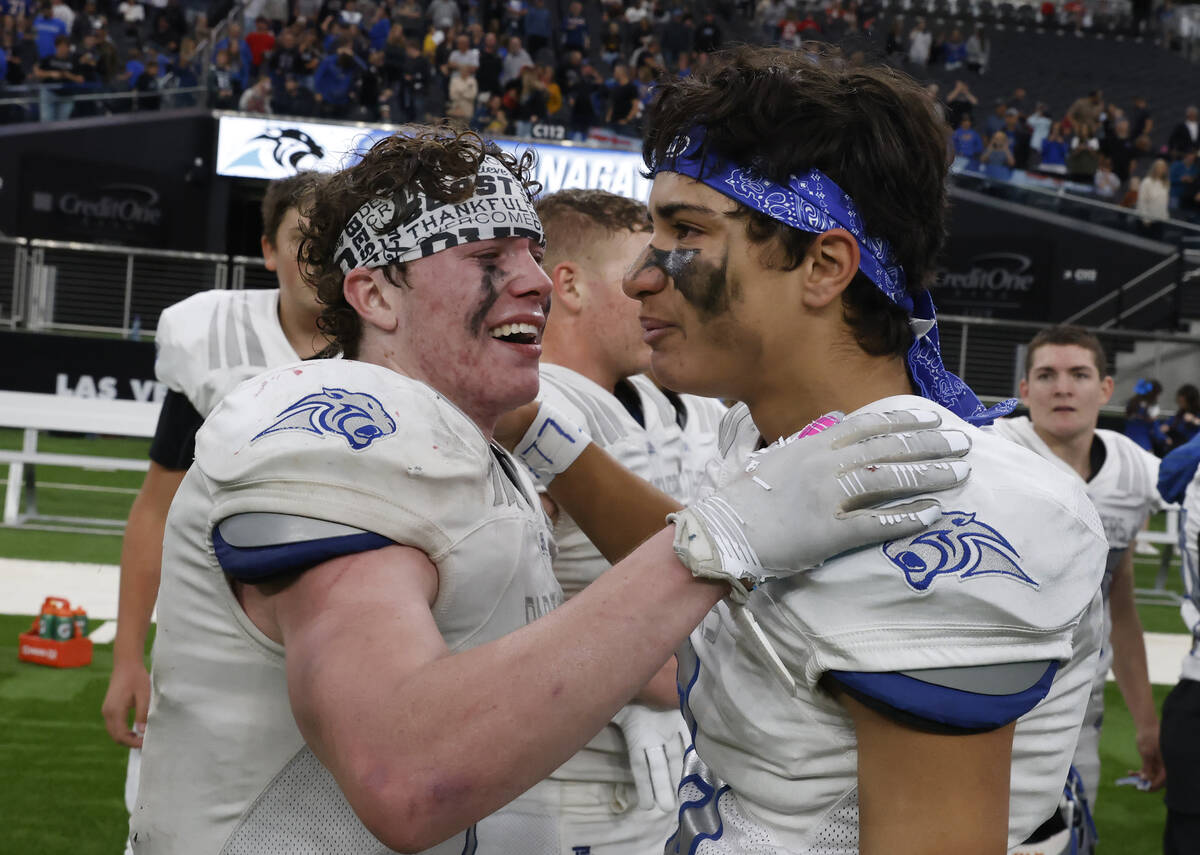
[
  {"x1": 212, "y1": 525, "x2": 394, "y2": 582},
  {"x1": 829, "y1": 661, "x2": 1059, "y2": 730}
]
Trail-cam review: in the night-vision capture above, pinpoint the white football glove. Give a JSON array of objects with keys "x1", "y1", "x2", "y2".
[
  {"x1": 513, "y1": 401, "x2": 591, "y2": 486},
  {"x1": 612, "y1": 704, "x2": 690, "y2": 813},
  {"x1": 669, "y1": 409, "x2": 971, "y2": 602}
]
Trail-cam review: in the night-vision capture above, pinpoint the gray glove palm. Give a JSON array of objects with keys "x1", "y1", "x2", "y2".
[{"x1": 669, "y1": 409, "x2": 971, "y2": 602}]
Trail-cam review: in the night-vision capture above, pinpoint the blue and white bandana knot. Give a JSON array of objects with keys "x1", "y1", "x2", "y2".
[{"x1": 652, "y1": 130, "x2": 1016, "y2": 426}]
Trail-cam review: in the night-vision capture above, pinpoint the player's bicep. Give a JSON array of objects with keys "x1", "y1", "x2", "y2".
[
  {"x1": 271, "y1": 545, "x2": 445, "y2": 785},
  {"x1": 844, "y1": 692, "x2": 1014, "y2": 855}
]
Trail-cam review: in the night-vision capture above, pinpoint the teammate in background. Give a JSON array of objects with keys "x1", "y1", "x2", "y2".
[
  {"x1": 516, "y1": 188, "x2": 721, "y2": 852},
  {"x1": 129, "y1": 130, "x2": 971, "y2": 853},
  {"x1": 995, "y1": 325, "x2": 1165, "y2": 854},
  {"x1": 1156, "y1": 432, "x2": 1200, "y2": 855},
  {"x1": 524, "y1": 46, "x2": 1107, "y2": 854},
  {"x1": 100, "y1": 172, "x2": 328, "y2": 799}
]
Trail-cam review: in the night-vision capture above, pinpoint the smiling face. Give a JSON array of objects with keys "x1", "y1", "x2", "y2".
[
  {"x1": 370, "y1": 236, "x2": 551, "y2": 429},
  {"x1": 622, "y1": 172, "x2": 797, "y2": 399},
  {"x1": 1020, "y1": 343, "x2": 1113, "y2": 443}
]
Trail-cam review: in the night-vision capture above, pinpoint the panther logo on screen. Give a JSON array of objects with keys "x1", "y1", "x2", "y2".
[
  {"x1": 225, "y1": 128, "x2": 327, "y2": 174},
  {"x1": 882, "y1": 510, "x2": 1036, "y2": 592},
  {"x1": 252, "y1": 387, "x2": 397, "y2": 451}
]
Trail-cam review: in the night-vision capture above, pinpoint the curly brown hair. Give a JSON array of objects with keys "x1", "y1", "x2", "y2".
[
  {"x1": 643, "y1": 44, "x2": 950, "y2": 359},
  {"x1": 300, "y1": 128, "x2": 539, "y2": 358}
]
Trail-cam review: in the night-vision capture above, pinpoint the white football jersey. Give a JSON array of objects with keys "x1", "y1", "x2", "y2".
[
  {"x1": 992, "y1": 417, "x2": 1162, "y2": 795},
  {"x1": 156, "y1": 289, "x2": 302, "y2": 417},
  {"x1": 627, "y1": 375, "x2": 727, "y2": 505},
  {"x1": 537, "y1": 364, "x2": 698, "y2": 788},
  {"x1": 672, "y1": 396, "x2": 1106, "y2": 854},
  {"x1": 133, "y1": 359, "x2": 562, "y2": 854}
]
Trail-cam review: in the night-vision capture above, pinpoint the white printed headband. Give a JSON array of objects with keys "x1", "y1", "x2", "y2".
[{"x1": 334, "y1": 154, "x2": 544, "y2": 274}]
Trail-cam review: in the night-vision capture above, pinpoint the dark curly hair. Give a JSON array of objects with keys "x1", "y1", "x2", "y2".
[
  {"x1": 299, "y1": 128, "x2": 540, "y2": 358},
  {"x1": 642, "y1": 45, "x2": 950, "y2": 359}
]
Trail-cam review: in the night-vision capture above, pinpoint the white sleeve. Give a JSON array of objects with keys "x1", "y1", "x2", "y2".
[{"x1": 197, "y1": 362, "x2": 495, "y2": 561}]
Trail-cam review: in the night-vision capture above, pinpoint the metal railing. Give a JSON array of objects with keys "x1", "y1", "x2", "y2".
[
  {"x1": 0, "y1": 85, "x2": 209, "y2": 123},
  {"x1": 4, "y1": 239, "x2": 263, "y2": 337}
]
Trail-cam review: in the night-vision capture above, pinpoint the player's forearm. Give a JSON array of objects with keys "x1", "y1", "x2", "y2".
[
  {"x1": 112, "y1": 494, "x2": 168, "y2": 662},
  {"x1": 310, "y1": 529, "x2": 722, "y2": 851},
  {"x1": 548, "y1": 443, "x2": 683, "y2": 564},
  {"x1": 1109, "y1": 609, "x2": 1158, "y2": 730}
]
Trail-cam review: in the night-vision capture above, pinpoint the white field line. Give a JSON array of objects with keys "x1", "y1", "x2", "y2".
[{"x1": 0, "y1": 478, "x2": 140, "y2": 495}]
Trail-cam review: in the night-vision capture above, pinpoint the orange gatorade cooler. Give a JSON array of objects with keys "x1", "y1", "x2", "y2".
[{"x1": 20, "y1": 597, "x2": 93, "y2": 668}]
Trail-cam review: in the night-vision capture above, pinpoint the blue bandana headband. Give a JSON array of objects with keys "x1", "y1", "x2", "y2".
[{"x1": 652, "y1": 131, "x2": 1016, "y2": 427}]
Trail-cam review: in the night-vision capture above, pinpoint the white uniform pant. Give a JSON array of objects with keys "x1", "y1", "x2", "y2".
[{"x1": 490, "y1": 777, "x2": 677, "y2": 855}]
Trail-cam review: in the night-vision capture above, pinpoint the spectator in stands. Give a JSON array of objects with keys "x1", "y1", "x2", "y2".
[
  {"x1": 394, "y1": 0, "x2": 423, "y2": 40},
  {"x1": 943, "y1": 28, "x2": 966, "y2": 70},
  {"x1": 313, "y1": 38, "x2": 364, "y2": 119},
  {"x1": 400, "y1": 40, "x2": 431, "y2": 122},
  {"x1": 1039, "y1": 121, "x2": 1069, "y2": 174},
  {"x1": 1067, "y1": 89, "x2": 1104, "y2": 132},
  {"x1": 475, "y1": 31, "x2": 502, "y2": 99},
  {"x1": 523, "y1": 0, "x2": 552, "y2": 56},
  {"x1": 208, "y1": 47, "x2": 238, "y2": 108},
  {"x1": 447, "y1": 32, "x2": 477, "y2": 74},
  {"x1": 1027, "y1": 101, "x2": 1052, "y2": 152},
  {"x1": 427, "y1": 0, "x2": 459, "y2": 32},
  {"x1": 116, "y1": 0, "x2": 144, "y2": 42},
  {"x1": 446, "y1": 57, "x2": 477, "y2": 123},
  {"x1": 1067, "y1": 122, "x2": 1101, "y2": 183},
  {"x1": 1004, "y1": 108, "x2": 1032, "y2": 168},
  {"x1": 1101, "y1": 117, "x2": 1140, "y2": 184},
  {"x1": 1169, "y1": 150, "x2": 1200, "y2": 212},
  {"x1": 884, "y1": 17, "x2": 904, "y2": 60},
  {"x1": 238, "y1": 73, "x2": 271, "y2": 113},
  {"x1": 266, "y1": 27, "x2": 301, "y2": 86},
  {"x1": 32, "y1": 1, "x2": 65, "y2": 58},
  {"x1": 561, "y1": 1, "x2": 588, "y2": 54},
  {"x1": 271, "y1": 72, "x2": 315, "y2": 116},
  {"x1": 1128, "y1": 94, "x2": 1153, "y2": 140},
  {"x1": 944, "y1": 81, "x2": 977, "y2": 128},
  {"x1": 472, "y1": 91, "x2": 509, "y2": 133},
  {"x1": 296, "y1": 28, "x2": 322, "y2": 84},
  {"x1": 358, "y1": 49, "x2": 393, "y2": 121},
  {"x1": 982, "y1": 130, "x2": 1015, "y2": 180},
  {"x1": 907, "y1": 17, "x2": 931, "y2": 65},
  {"x1": 563, "y1": 56, "x2": 600, "y2": 136},
  {"x1": 136, "y1": 58, "x2": 165, "y2": 110},
  {"x1": 982, "y1": 98, "x2": 1006, "y2": 136},
  {"x1": 33, "y1": 33, "x2": 80, "y2": 120},
  {"x1": 1168, "y1": 105, "x2": 1200, "y2": 157},
  {"x1": 694, "y1": 11, "x2": 722, "y2": 53},
  {"x1": 1137, "y1": 160, "x2": 1170, "y2": 232},
  {"x1": 1094, "y1": 154, "x2": 1121, "y2": 199},
  {"x1": 606, "y1": 61, "x2": 639, "y2": 135},
  {"x1": 1125, "y1": 379, "x2": 1165, "y2": 454},
  {"x1": 501, "y1": 35, "x2": 531, "y2": 85},
  {"x1": 952, "y1": 114, "x2": 984, "y2": 166},
  {"x1": 245, "y1": 16, "x2": 274, "y2": 71},
  {"x1": 599, "y1": 19, "x2": 623, "y2": 66},
  {"x1": 662, "y1": 11, "x2": 694, "y2": 63},
  {"x1": 69, "y1": 0, "x2": 102, "y2": 42},
  {"x1": 1163, "y1": 384, "x2": 1200, "y2": 450},
  {"x1": 216, "y1": 21, "x2": 252, "y2": 91}
]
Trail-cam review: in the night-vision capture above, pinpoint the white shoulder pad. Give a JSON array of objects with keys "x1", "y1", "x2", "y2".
[
  {"x1": 681, "y1": 393, "x2": 729, "y2": 436},
  {"x1": 1097, "y1": 427, "x2": 1162, "y2": 506},
  {"x1": 716, "y1": 402, "x2": 757, "y2": 459},
  {"x1": 156, "y1": 289, "x2": 291, "y2": 417},
  {"x1": 538, "y1": 364, "x2": 620, "y2": 445},
  {"x1": 196, "y1": 359, "x2": 496, "y2": 560}
]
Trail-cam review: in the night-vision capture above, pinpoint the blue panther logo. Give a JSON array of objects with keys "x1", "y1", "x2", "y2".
[
  {"x1": 882, "y1": 510, "x2": 1037, "y2": 592},
  {"x1": 252, "y1": 387, "x2": 397, "y2": 451}
]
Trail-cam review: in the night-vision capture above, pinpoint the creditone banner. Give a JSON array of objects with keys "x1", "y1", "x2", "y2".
[{"x1": 214, "y1": 115, "x2": 652, "y2": 200}]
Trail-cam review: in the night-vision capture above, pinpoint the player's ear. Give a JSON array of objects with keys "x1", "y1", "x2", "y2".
[
  {"x1": 343, "y1": 268, "x2": 399, "y2": 333},
  {"x1": 1099, "y1": 374, "x2": 1115, "y2": 405},
  {"x1": 1018, "y1": 376, "x2": 1030, "y2": 402},
  {"x1": 801, "y1": 229, "x2": 859, "y2": 309},
  {"x1": 549, "y1": 261, "x2": 584, "y2": 313},
  {"x1": 261, "y1": 234, "x2": 278, "y2": 272}
]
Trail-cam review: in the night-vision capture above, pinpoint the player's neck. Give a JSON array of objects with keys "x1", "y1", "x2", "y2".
[
  {"x1": 1031, "y1": 421, "x2": 1095, "y2": 480},
  {"x1": 747, "y1": 344, "x2": 914, "y2": 443},
  {"x1": 541, "y1": 328, "x2": 622, "y2": 394},
  {"x1": 277, "y1": 295, "x2": 325, "y2": 359}
]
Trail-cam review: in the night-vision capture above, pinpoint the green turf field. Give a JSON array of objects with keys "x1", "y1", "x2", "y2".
[{"x1": 0, "y1": 427, "x2": 1191, "y2": 852}]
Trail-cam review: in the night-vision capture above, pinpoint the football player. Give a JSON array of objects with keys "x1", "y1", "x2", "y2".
[
  {"x1": 511, "y1": 47, "x2": 1109, "y2": 854},
  {"x1": 129, "y1": 129, "x2": 971, "y2": 853},
  {"x1": 100, "y1": 171, "x2": 329, "y2": 816},
  {"x1": 996, "y1": 325, "x2": 1165, "y2": 854},
  {"x1": 514, "y1": 188, "x2": 722, "y2": 852},
  {"x1": 1156, "y1": 433, "x2": 1200, "y2": 855}
]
